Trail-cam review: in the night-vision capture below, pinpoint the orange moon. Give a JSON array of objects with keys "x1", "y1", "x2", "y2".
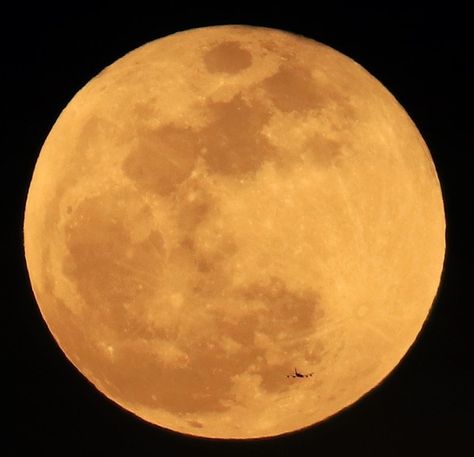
[{"x1": 24, "y1": 25, "x2": 445, "y2": 439}]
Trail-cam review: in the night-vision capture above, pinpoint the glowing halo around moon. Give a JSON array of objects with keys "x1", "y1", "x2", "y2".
[{"x1": 24, "y1": 25, "x2": 445, "y2": 439}]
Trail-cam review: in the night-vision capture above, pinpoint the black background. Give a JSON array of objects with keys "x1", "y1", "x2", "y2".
[{"x1": 7, "y1": 3, "x2": 472, "y2": 456}]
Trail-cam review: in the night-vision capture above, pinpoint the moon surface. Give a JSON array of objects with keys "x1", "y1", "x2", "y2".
[{"x1": 24, "y1": 25, "x2": 445, "y2": 439}]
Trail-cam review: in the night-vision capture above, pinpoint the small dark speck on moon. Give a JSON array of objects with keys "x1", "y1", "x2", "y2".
[{"x1": 188, "y1": 420, "x2": 204, "y2": 428}]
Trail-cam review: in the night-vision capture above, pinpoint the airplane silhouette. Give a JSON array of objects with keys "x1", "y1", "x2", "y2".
[{"x1": 287, "y1": 368, "x2": 313, "y2": 379}]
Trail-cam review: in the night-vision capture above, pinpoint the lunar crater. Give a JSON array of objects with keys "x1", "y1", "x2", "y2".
[{"x1": 204, "y1": 41, "x2": 253, "y2": 74}]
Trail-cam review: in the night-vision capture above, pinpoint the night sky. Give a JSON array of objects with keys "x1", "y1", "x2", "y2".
[{"x1": 8, "y1": 4, "x2": 472, "y2": 456}]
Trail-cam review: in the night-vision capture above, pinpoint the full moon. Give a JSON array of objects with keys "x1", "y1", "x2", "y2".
[{"x1": 24, "y1": 25, "x2": 445, "y2": 439}]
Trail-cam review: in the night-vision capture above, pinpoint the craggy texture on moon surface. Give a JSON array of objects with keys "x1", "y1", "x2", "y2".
[{"x1": 24, "y1": 26, "x2": 445, "y2": 439}]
